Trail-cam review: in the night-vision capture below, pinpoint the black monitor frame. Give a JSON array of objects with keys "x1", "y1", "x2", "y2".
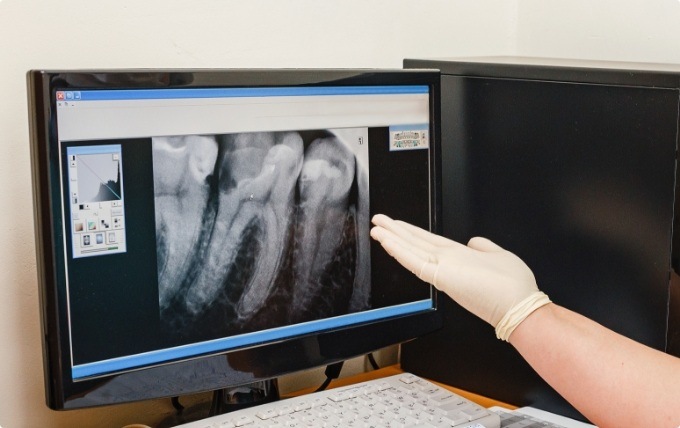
[{"x1": 27, "y1": 69, "x2": 442, "y2": 410}]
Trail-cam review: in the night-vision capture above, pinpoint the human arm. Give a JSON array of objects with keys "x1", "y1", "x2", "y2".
[
  {"x1": 510, "y1": 303, "x2": 680, "y2": 427},
  {"x1": 370, "y1": 214, "x2": 680, "y2": 427}
]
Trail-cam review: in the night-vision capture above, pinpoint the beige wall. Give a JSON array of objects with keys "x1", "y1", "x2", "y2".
[
  {"x1": 516, "y1": 0, "x2": 680, "y2": 63},
  {"x1": 0, "y1": 1, "x2": 515, "y2": 427},
  {"x1": 6, "y1": 0, "x2": 680, "y2": 426}
]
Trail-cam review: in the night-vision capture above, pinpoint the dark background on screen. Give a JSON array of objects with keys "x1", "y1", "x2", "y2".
[{"x1": 63, "y1": 127, "x2": 433, "y2": 367}]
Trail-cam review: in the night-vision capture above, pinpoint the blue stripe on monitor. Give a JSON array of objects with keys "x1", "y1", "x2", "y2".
[
  {"x1": 389, "y1": 124, "x2": 429, "y2": 131},
  {"x1": 67, "y1": 145, "x2": 122, "y2": 156},
  {"x1": 72, "y1": 299, "x2": 433, "y2": 379},
  {"x1": 69, "y1": 85, "x2": 429, "y2": 101}
]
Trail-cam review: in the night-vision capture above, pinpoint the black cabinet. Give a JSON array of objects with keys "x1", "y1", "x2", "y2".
[{"x1": 402, "y1": 57, "x2": 680, "y2": 422}]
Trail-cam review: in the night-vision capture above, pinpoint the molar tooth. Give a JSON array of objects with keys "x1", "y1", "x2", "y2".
[
  {"x1": 291, "y1": 135, "x2": 357, "y2": 321},
  {"x1": 184, "y1": 132, "x2": 303, "y2": 321},
  {"x1": 153, "y1": 135, "x2": 218, "y2": 312},
  {"x1": 235, "y1": 132, "x2": 304, "y2": 318},
  {"x1": 219, "y1": 132, "x2": 276, "y2": 192}
]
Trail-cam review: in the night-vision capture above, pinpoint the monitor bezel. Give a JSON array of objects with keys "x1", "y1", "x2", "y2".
[{"x1": 28, "y1": 69, "x2": 442, "y2": 410}]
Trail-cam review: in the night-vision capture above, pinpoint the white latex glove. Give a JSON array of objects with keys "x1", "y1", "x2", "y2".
[{"x1": 370, "y1": 214, "x2": 550, "y2": 341}]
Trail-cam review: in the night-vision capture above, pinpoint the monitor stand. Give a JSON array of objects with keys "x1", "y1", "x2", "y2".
[{"x1": 158, "y1": 379, "x2": 280, "y2": 427}]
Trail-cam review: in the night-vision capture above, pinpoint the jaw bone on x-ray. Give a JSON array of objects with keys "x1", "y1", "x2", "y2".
[{"x1": 153, "y1": 130, "x2": 370, "y2": 338}]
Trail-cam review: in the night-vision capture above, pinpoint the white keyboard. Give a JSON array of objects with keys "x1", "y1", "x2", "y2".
[{"x1": 173, "y1": 373, "x2": 501, "y2": 428}]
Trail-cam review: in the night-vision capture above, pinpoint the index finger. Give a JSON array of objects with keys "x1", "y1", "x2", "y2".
[
  {"x1": 370, "y1": 225, "x2": 438, "y2": 284},
  {"x1": 372, "y1": 214, "x2": 461, "y2": 249}
]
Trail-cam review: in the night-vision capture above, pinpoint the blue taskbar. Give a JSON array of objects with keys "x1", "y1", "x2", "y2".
[
  {"x1": 57, "y1": 85, "x2": 429, "y2": 103},
  {"x1": 72, "y1": 299, "x2": 433, "y2": 380}
]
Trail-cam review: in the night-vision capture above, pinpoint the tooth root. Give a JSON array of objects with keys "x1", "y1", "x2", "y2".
[
  {"x1": 181, "y1": 133, "x2": 274, "y2": 314},
  {"x1": 235, "y1": 132, "x2": 303, "y2": 318},
  {"x1": 153, "y1": 135, "x2": 217, "y2": 312},
  {"x1": 185, "y1": 132, "x2": 303, "y2": 320},
  {"x1": 291, "y1": 136, "x2": 357, "y2": 319}
]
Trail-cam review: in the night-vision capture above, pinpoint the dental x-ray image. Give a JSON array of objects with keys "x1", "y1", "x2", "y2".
[{"x1": 153, "y1": 129, "x2": 370, "y2": 341}]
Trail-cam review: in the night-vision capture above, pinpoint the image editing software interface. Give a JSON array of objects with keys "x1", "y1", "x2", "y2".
[{"x1": 52, "y1": 78, "x2": 436, "y2": 386}]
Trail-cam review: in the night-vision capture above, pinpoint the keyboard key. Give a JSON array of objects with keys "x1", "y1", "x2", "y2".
[
  {"x1": 256, "y1": 408, "x2": 279, "y2": 420},
  {"x1": 328, "y1": 391, "x2": 351, "y2": 402},
  {"x1": 460, "y1": 405, "x2": 490, "y2": 421},
  {"x1": 293, "y1": 401, "x2": 311, "y2": 411},
  {"x1": 399, "y1": 374, "x2": 418, "y2": 384},
  {"x1": 233, "y1": 415, "x2": 254, "y2": 426},
  {"x1": 309, "y1": 397, "x2": 327, "y2": 408},
  {"x1": 433, "y1": 393, "x2": 465, "y2": 405},
  {"x1": 438, "y1": 399, "x2": 473, "y2": 414}
]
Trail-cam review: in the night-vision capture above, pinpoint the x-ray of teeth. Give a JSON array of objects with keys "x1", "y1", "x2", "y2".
[
  {"x1": 153, "y1": 130, "x2": 370, "y2": 340},
  {"x1": 154, "y1": 135, "x2": 218, "y2": 312}
]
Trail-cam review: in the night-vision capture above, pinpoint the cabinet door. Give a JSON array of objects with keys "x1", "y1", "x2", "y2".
[{"x1": 403, "y1": 74, "x2": 679, "y2": 422}]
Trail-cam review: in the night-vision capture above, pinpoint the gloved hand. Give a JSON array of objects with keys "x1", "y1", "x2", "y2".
[{"x1": 370, "y1": 214, "x2": 550, "y2": 341}]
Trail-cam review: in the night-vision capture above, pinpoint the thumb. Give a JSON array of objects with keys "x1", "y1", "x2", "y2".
[{"x1": 467, "y1": 236, "x2": 504, "y2": 252}]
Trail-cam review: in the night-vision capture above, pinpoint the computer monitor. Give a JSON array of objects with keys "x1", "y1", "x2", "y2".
[{"x1": 27, "y1": 69, "x2": 442, "y2": 414}]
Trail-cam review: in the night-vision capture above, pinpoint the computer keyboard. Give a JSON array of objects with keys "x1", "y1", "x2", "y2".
[{"x1": 172, "y1": 373, "x2": 502, "y2": 427}]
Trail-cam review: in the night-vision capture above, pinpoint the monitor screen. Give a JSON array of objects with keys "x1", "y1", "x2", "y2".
[{"x1": 28, "y1": 69, "x2": 441, "y2": 410}]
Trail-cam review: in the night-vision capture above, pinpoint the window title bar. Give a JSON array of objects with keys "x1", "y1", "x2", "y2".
[{"x1": 57, "y1": 85, "x2": 429, "y2": 102}]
